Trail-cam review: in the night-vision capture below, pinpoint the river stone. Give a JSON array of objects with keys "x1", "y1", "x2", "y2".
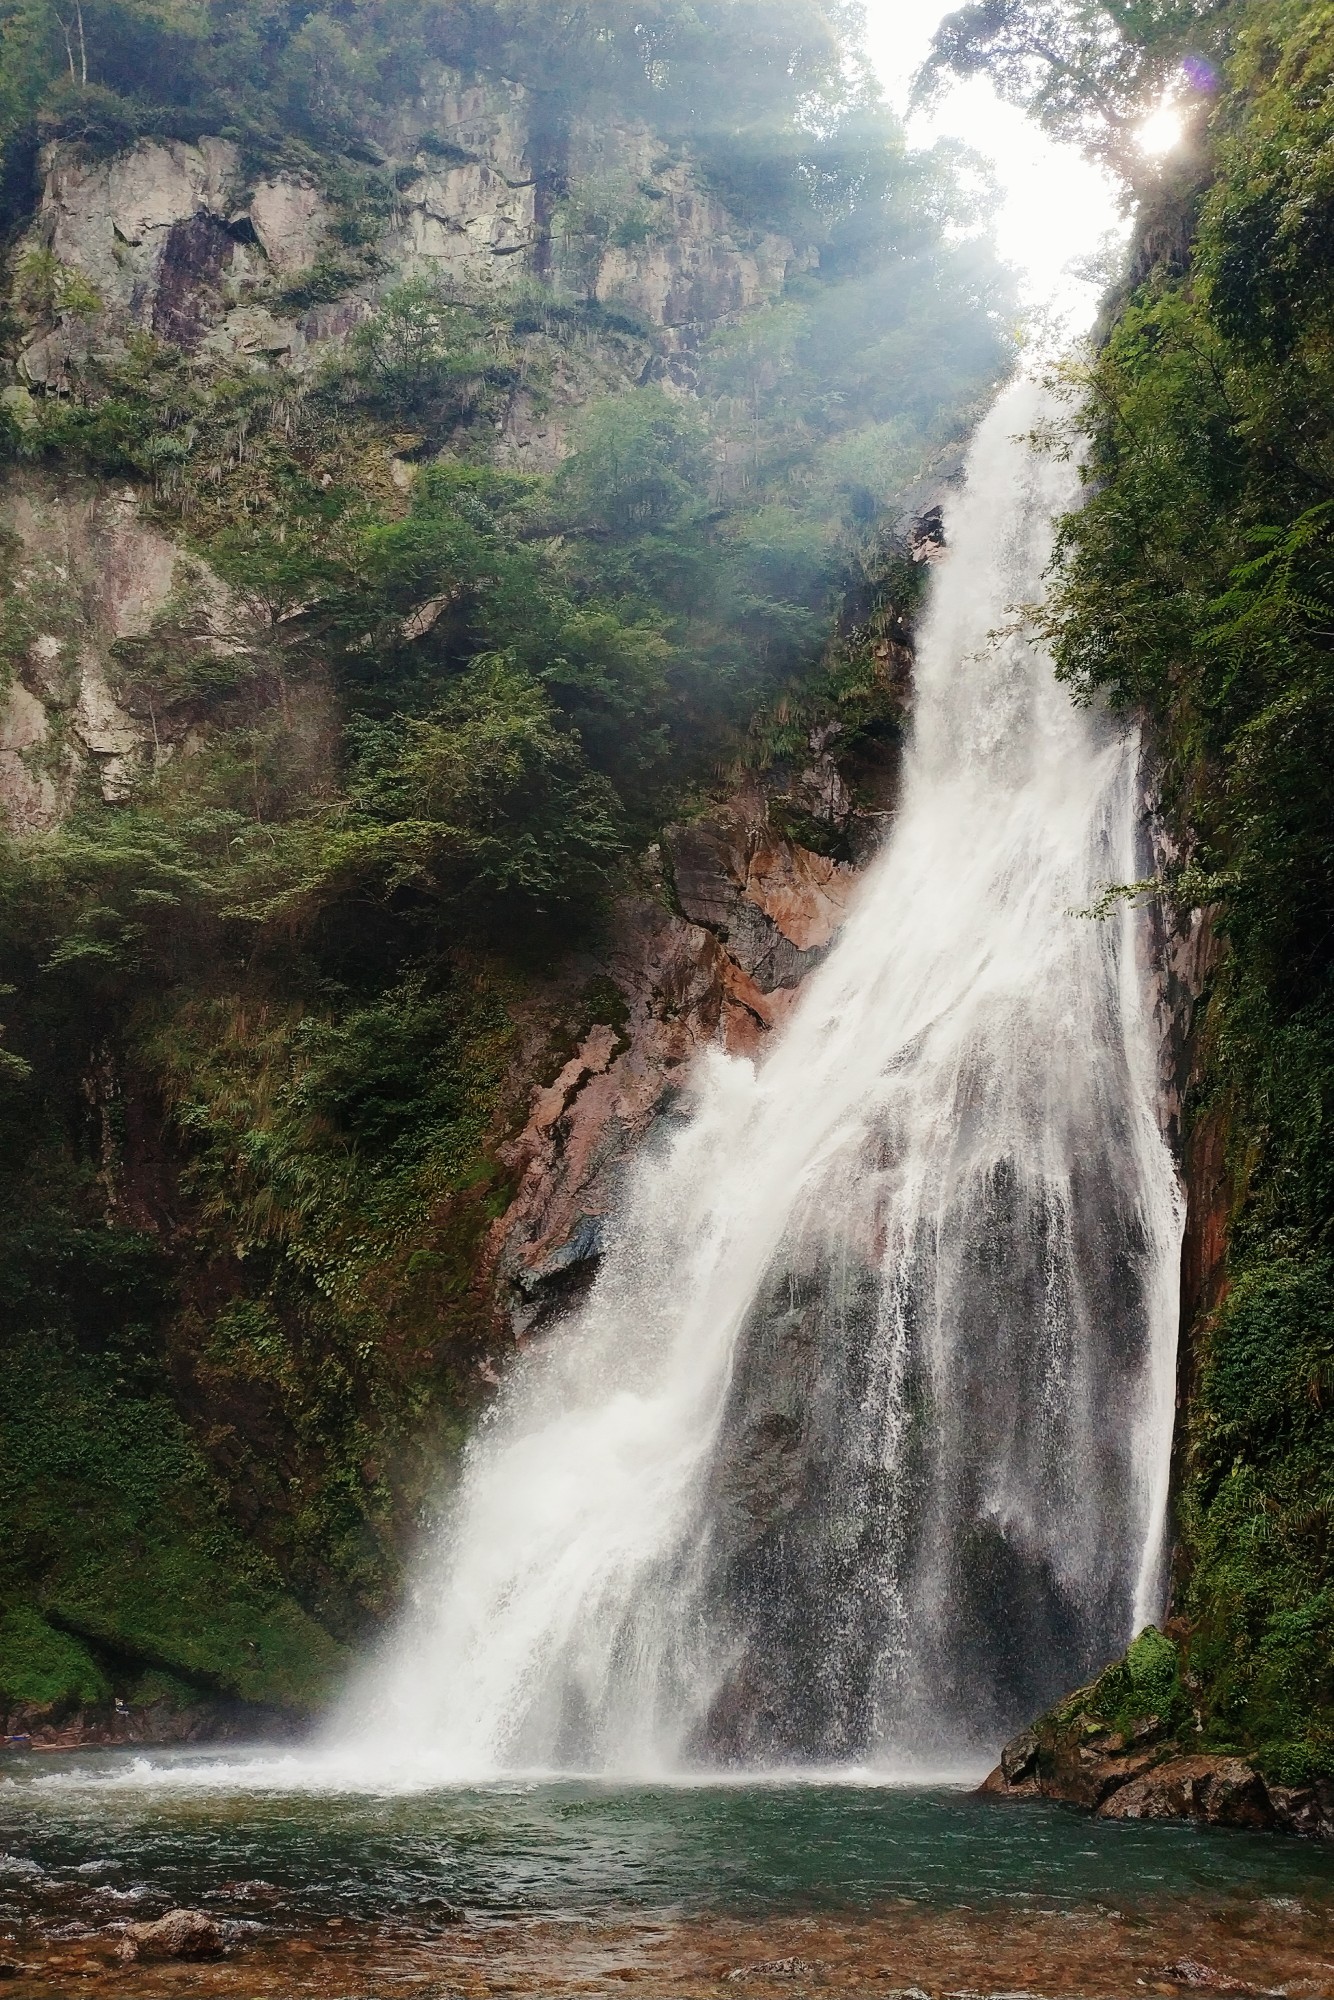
[
  {"x1": 724, "y1": 1959, "x2": 816, "y2": 1981},
  {"x1": 116, "y1": 1909, "x2": 225, "y2": 1961}
]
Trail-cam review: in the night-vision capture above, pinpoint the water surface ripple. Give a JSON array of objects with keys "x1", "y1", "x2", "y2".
[{"x1": 2, "y1": 1755, "x2": 1329, "y2": 1941}]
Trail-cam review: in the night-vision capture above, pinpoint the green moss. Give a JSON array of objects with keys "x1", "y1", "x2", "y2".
[
  {"x1": 0, "y1": 1607, "x2": 109, "y2": 1712},
  {"x1": 0, "y1": 1229, "x2": 348, "y2": 1714},
  {"x1": 125, "y1": 1667, "x2": 201, "y2": 1709},
  {"x1": 50, "y1": 1547, "x2": 344, "y2": 1712},
  {"x1": 1180, "y1": 1330, "x2": 1334, "y2": 1774},
  {"x1": 1055, "y1": 1627, "x2": 1189, "y2": 1740}
]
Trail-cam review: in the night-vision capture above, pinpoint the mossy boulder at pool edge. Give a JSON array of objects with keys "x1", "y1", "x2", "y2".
[{"x1": 982, "y1": 1629, "x2": 1334, "y2": 1839}]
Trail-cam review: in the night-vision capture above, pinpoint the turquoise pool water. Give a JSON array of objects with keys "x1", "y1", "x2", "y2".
[{"x1": 1, "y1": 1753, "x2": 1330, "y2": 1940}]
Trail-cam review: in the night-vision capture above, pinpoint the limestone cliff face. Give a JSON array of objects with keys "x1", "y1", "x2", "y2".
[
  {"x1": 0, "y1": 65, "x2": 801, "y2": 822},
  {"x1": 0, "y1": 474, "x2": 287, "y2": 829},
  {"x1": 12, "y1": 66, "x2": 796, "y2": 429}
]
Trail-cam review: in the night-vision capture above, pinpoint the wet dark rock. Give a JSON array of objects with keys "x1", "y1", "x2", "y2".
[
  {"x1": 115, "y1": 1909, "x2": 225, "y2": 1961},
  {"x1": 1100, "y1": 1754, "x2": 1273, "y2": 1830},
  {"x1": 1265, "y1": 1777, "x2": 1334, "y2": 1839},
  {"x1": 999, "y1": 1727, "x2": 1038, "y2": 1785},
  {"x1": 665, "y1": 817, "x2": 829, "y2": 993},
  {"x1": 908, "y1": 504, "x2": 946, "y2": 563},
  {"x1": 3, "y1": 1691, "x2": 301, "y2": 1750},
  {"x1": 514, "y1": 1214, "x2": 605, "y2": 1299},
  {"x1": 150, "y1": 213, "x2": 233, "y2": 350}
]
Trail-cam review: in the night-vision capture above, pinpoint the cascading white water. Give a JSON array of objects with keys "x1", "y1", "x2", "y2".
[{"x1": 331, "y1": 377, "x2": 1184, "y2": 1781}]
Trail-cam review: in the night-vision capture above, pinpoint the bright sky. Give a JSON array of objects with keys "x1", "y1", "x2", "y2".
[{"x1": 860, "y1": 0, "x2": 1125, "y2": 332}]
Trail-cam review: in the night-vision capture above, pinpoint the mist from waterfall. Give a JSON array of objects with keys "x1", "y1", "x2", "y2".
[{"x1": 329, "y1": 377, "x2": 1185, "y2": 1781}]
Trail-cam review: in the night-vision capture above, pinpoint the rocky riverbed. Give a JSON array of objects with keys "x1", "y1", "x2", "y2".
[{"x1": 2, "y1": 1895, "x2": 1334, "y2": 1999}]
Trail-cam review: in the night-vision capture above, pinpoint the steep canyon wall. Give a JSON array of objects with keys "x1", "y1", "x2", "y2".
[{"x1": 0, "y1": 48, "x2": 965, "y2": 1745}]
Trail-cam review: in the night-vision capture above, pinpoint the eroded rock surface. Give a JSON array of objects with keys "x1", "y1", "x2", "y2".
[
  {"x1": 0, "y1": 474, "x2": 273, "y2": 829},
  {"x1": 488, "y1": 755, "x2": 888, "y2": 1338},
  {"x1": 11, "y1": 64, "x2": 798, "y2": 392}
]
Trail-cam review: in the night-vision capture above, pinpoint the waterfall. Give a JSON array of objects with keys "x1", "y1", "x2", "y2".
[{"x1": 333, "y1": 378, "x2": 1184, "y2": 1781}]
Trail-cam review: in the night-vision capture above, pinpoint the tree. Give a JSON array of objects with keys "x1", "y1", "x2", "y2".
[
  {"x1": 348, "y1": 279, "x2": 505, "y2": 422},
  {"x1": 913, "y1": 0, "x2": 1222, "y2": 169},
  {"x1": 554, "y1": 388, "x2": 710, "y2": 535}
]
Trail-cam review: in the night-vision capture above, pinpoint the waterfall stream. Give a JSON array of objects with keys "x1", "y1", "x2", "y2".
[{"x1": 334, "y1": 378, "x2": 1185, "y2": 1781}]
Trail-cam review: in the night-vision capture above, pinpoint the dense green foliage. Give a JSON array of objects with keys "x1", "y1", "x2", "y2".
[
  {"x1": 951, "y1": 0, "x2": 1334, "y2": 1774},
  {"x1": 0, "y1": 0, "x2": 1016, "y2": 1719},
  {"x1": 0, "y1": 1207, "x2": 348, "y2": 1715}
]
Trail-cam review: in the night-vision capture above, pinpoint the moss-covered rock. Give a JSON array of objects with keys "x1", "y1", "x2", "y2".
[{"x1": 981, "y1": 1629, "x2": 1334, "y2": 1839}]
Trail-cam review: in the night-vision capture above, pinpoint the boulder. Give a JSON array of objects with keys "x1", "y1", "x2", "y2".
[
  {"x1": 115, "y1": 1910, "x2": 225, "y2": 1962},
  {"x1": 1000, "y1": 1727, "x2": 1039, "y2": 1786},
  {"x1": 1267, "y1": 1778, "x2": 1334, "y2": 1840},
  {"x1": 1097, "y1": 1754, "x2": 1274, "y2": 1831}
]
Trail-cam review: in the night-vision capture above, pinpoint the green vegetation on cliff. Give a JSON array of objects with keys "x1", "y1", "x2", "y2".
[
  {"x1": 0, "y1": 1, "x2": 1016, "y2": 1722},
  {"x1": 928, "y1": 0, "x2": 1334, "y2": 1779}
]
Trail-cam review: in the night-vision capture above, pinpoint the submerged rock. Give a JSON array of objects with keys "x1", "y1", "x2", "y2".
[
  {"x1": 724, "y1": 1959, "x2": 817, "y2": 1981},
  {"x1": 115, "y1": 1910, "x2": 225, "y2": 1961}
]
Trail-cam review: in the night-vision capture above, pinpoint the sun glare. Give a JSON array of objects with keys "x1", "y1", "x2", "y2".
[{"x1": 1137, "y1": 100, "x2": 1186, "y2": 157}]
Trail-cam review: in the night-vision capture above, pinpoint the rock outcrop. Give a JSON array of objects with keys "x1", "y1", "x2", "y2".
[
  {"x1": 0, "y1": 473, "x2": 284, "y2": 829},
  {"x1": 489, "y1": 753, "x2": 884, "y2": 1338},
  {"x1": 982, "y1": 1662, "x2": 1334, "y2": 1840},
  {"x1": 478, "y1": 519, "x2": 919, "y2": 1337},
  {"x1": 0, "y1": 63, "x2": 810, "y2": 822},
  {"x1": 3, "y1": 1690, "x2": 295, "y2": 1751},
  {"x1": 12, "y1": 65, "x2": 797, "y2": 402}
]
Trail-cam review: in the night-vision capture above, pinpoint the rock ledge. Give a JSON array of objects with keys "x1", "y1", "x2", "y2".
[{"x1": 982, "y1": 1654, "x2": 1334, "y2": 1840}]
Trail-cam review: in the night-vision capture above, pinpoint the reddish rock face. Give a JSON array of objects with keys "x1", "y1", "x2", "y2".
[{"x1": 486, "y1": 765, "x2": 883, "y2": 1339}]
